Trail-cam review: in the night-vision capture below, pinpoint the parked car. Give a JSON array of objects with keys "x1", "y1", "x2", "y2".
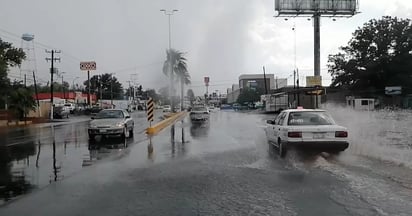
[
  {"x1": 53, "y1": 106, "x2": 70, "y2": 119},
  {"x1": 64, "y1": 103, "x2": 76, "y2": 114},
  {"x1": 190, "y1": 106, "x2": 210, "y2": 123},
  {"x1": 265, "y1": 108, "x2": 349, "y2": 157},
  {"x1": 88, "y1": 109, "x2": 134, "y2": 141},
  {"x1": 163, "y1": 105, "x2": 172, "y2": 112}
]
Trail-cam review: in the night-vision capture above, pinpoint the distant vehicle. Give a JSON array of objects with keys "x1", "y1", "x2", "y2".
[
  {"x1": 53, "y1": 106, "x2": 70, "y2": 119},
  {"x1": 88, "y1": 109, "x2": 134, "y2": 141},
  {"x1": 261, "y1": 93, "x2": 288, "y2": 113},
  {"x1": 220, "y1": 104, "x2": 232, "y2": 110},
  {"x1": 190, "y1": 106, "x2": 210, "y2": 123},
  {"x1": 232, "y1": 103, "x2": 241, "y2": 110},
  {"x1": 163, "y1": 105, "x2": 171, "y2": 112},
  {"x1": 64, "y1": 103, "x2": 75, "y2": 114},
  {"x1": 265, "y1": 109, "x2": 349, "y2": 157}
]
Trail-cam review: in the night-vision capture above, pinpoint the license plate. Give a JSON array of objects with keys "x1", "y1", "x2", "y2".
[
  {"x1": 313, "y1": 133, "x2": 325, "y2": 139},
  {"x1": 99, "y1": 129, "x2": 107, "y2": 133}
]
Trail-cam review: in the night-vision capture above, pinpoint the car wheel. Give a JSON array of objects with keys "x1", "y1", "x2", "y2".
[
  {"x1": 278, "y1": 138, "x2": 287, "y2": 158},
  {"x1": 121, "y1": 127, "x2": 127, "y2": 140},
  {"x1": 129, "y1": 127, "x2": 134, "y2": 138},
  {"x1": 88, "y1": 134, "x2": 95, "y2": 141}
]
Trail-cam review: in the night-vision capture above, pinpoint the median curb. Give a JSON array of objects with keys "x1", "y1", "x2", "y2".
[{"x1": 146, "y1": 112, "x2": 187, "y2": 135}]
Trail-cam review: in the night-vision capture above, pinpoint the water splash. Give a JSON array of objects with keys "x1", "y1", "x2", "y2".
[{"x1": 323, "y1": 103, "x2": 412, "y2": 168}]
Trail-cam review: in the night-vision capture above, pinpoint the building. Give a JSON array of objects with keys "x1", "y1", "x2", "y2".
[
  {"x1": 227, "y1": 84, "x2": 240, "y2": 104},
  {"x1": 33, "y1": 92, "x2": 97, "y2": 104},
  {"x1": 239, "y1": 74, "x2": 275, "y2": 91}
]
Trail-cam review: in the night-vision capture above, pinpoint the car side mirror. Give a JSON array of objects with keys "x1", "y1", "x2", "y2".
[
  {"x1": 266, "y1": 120, "x2": 274, "y2": 124},
  {"x1": 125, "y1": 116, "x2": 130, "y2": 119},
  {"x1": 91, "y1": 116, "x2": 95, "y2": 120}
]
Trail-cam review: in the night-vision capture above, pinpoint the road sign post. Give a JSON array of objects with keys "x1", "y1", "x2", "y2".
[
  {"x1": 147, "y1": 97, "x2": 154, "y2": 126},
  {"x1": 80, "y1": 61, "x2": 96, "y2": 106}
]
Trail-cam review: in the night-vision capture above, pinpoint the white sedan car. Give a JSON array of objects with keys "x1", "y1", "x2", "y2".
[{"x1": 265, "y1": 109, "x2": 349, "y2": 157}]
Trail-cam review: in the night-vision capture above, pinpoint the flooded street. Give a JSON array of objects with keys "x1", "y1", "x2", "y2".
[{"x1": 1, "y1": 110, "x2": 412, "y2": 215}]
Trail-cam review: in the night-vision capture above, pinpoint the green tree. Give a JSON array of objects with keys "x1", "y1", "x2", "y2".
[
  {"x1": 8, "y1": 81, "x2": 36, "y2": 120},
  {"x1": 162, "y1": 49, "x2": 190, "y2": 111},
  {"x1": 328, "y1": 16, "x2": 412, "y2": 95},
  {"x1": 237, "y1": 87, "x2": 262, "y2": 104},
  {"x1": 83, "y1": 73, "x2": 124, "y2": 100},
  {"x1": 0, "y1": 37, "x2": 26, "y2": 108},
  {"x1": 145, "y1": 89, "x2": 159, "y2": 102}
]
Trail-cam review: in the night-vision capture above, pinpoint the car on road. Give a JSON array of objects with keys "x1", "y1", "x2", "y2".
[
  {"x1": 190, "y1": 106, "x2": 210, "y2": 123},
  {"x1": 163, "y1": 105, "x2": 171, "y2": 112},
  {"x1": 53, "y1": 106, "x2": 70, "y2": 119},
  {"x1": 265, "y1": 109, "x2": 349, "y2": 157},
  {"x1": 88, "y1": 109, "x2": 134, "y2": 141},
  {"x1": 64, "y1": 103, "x2": 76, "y2": 114}
]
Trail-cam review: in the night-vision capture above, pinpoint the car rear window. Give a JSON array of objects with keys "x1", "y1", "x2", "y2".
[
  {"x1": 288, "y1": 111, "x2": 335, "y2": 126},
  {"x1": 96, "y1": 110, "x2": 124, "y2": 119},
  {"x1": 192, "y1": 107, "x2": 207, "y2": 112}
]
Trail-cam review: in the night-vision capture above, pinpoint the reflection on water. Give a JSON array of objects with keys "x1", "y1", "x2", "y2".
[
  {"x1": 0, "y1": 121, "x2": 134, "y2": 205},
  {"x1": 190, "y1": 122, "x2": 210, "y2": 138}
]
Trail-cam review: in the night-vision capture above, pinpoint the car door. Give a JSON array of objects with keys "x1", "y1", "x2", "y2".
[
  {"x1": 266, "y1": 114, "x2": 280, "y2": 142},
  {"x1": 273, "y1": 112, "x2": 287, "y2": 142}
]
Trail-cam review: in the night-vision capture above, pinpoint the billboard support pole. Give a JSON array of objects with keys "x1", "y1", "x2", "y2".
[{"x1": 314, "y1": 14, "x2": 321, "y2": 77}]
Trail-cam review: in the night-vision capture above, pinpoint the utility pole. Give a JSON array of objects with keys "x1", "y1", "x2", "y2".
[
  {"x1": 161, "y1": 9, "x2": 178, "y2": 112},
  {"x1": 61, "y1": 73, "x2": 65, "y2": 100},
  {"x1": 46, "y1": 50, "x2": 61, "y2": 120},
  {"x1": 24, "y1": 74, "x2": 27, "y2": 87},
  {"x1": 297, "y1": 68, "x2": 300, "y2": 106},
  {"x1": 263, "y1": 66, "x2": 268, "y2": 94},
  {"x1": 99, "y1": 75, "x2": 103, "y2": 108},
  {"x1": 33, "y1": 71, "x2": 40, "y2": 108},
  {"x1": 110, "y1": 74, "x2": 113, "y2": 108}
]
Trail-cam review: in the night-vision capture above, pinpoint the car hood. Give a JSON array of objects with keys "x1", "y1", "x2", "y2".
[{"x1": 90, "y1": 118, "x2": 124, "y2": 127}]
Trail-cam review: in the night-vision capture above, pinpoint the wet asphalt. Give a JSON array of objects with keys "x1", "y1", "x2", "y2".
[{"x1": 0, "y1": 110, "x2": 411, "y2": 216}]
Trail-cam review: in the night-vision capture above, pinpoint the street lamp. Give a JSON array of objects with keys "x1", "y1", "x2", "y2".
[
  {"x1": 72, "y1": 76, "x2": 80, "y2": 91},
  {"x1": 160, "y1": 9, "x2": 178, "y2": 49},
  {"x1": 160, "y1": 9, "x2": 178, "y2": 112}
]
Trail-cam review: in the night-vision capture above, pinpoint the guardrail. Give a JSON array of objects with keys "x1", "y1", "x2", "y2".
[{"x1": 146, "y1": 112, "x2": 187, "y2": 135}]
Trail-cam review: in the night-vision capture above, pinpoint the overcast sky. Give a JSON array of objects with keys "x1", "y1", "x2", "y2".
[{"x1": 1, "y1": 0, "x2": 411, "y2": 95}]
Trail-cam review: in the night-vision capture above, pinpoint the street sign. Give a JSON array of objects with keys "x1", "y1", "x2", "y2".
[
  {"x1": 147, "y1": 97, "x2": 154, "y2": 122},
  {"x1": 385, "y1": 86, "x2": 402, "y2": 95},
  {"x1": 80, "y1": 61, "x2": 96, "y2": 71},
  {"x1": 306, "y1": 76, "x2": 322, "y2": 87},
  {"x1": 204, "y1": 77, "x2": 210, "y2": 86}
]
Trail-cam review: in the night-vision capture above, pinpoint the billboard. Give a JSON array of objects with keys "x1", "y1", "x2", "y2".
[
  {"x1": 385, "y1": 86, "x2": 402, "y2": 95},
  {"x1": 275, "y1": 0, "x2": 358, "y2": 16},
  {"x1": 306, "y1": 76, "x2": 322, "y2": 87},
  {"x1": 80, "y1": 61, "x2": 97, "y2": 71},
  {"x1": 204, "y1": 77, "x2": 210, "y2": 86}
]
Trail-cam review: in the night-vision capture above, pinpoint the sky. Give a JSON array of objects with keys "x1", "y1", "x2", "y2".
[{"x1": 0, "y1": 0, "x2": 411, "y2": 96}]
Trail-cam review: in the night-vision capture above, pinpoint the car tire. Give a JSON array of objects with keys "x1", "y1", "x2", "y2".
[
  {"x1": 88, "y1": 134, "x2": 95, "y2": 141},
  {"x1": 129, "y1": 127, "x2": 134, "y2": 138},
  {"x1": 278, "y1": 138, "x2": 287, "y2": 158},
  {"x1": 121, "y1": 127, "x2": 127, "y2": 140}
]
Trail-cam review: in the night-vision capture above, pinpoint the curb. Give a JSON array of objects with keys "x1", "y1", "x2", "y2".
[{"x1": 146, "y1": 112, "x2": 187, "y2": 135}]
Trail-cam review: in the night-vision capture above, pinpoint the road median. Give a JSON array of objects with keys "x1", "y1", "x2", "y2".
[{"x1": 146, "y1": 112, "x2": 187, "y2": 135}]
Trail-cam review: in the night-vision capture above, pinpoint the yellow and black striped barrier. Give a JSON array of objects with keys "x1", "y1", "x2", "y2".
[{"x1": 147, "y1": 97, "x2": 154, "y2": 124}]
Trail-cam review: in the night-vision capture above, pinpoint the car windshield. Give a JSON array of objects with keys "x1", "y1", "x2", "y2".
[
  {"x1": 95, "y1": 110, "x2": 124, "y2": 119},
  {"x1": 288, "y1": 111, "x2": 335, "y2": 126},
  {"x1": 192, "y1": 107, "x2": 207, "y2": 112},
  {"x1": 164, "y1": 105, "x2": 170, "y2": 108}
]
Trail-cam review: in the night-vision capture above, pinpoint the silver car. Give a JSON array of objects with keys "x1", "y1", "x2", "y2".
[{"x1": 88, "y1": 109, "x2": 134, "y2": 141}]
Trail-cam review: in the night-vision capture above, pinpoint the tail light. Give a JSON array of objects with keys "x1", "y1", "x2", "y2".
[
  {"x1": 288, "y1": 131, "x2": 302, "y2": 138},
  {"x1": 335, "y1": 131, "x2": 348, "y2": 138}
]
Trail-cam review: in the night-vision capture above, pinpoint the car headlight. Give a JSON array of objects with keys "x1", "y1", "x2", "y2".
[{"x1": 116, "y1": 123, "x2": 124, "y2": 128}]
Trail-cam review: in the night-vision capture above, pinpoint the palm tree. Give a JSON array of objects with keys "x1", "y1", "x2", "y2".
[{"x1": 162, "y1": 49, "x2": 190, "y2": 112}]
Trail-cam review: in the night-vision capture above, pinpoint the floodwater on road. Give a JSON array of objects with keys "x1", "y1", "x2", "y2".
[{"x1": 0, "y1": 109, "x2": 411, "y2": 215}]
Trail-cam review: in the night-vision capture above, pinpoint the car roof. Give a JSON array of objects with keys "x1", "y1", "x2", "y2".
[{"x1": 282, "y1": 109, "x2": 326, "y2": 113}]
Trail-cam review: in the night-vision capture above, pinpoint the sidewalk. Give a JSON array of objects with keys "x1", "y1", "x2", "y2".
[{"x1": 31, "y1": 116, "x2": 91, "y2": 128}]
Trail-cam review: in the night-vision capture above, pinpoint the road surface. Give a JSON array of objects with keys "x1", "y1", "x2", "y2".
[{"x1": 0, "y1": 110, "x2": 411, "y2": 215}]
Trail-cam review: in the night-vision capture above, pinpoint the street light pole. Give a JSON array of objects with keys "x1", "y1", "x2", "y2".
[
  {"x1": 160, "y1": 9, "x2": 178, "y2": 112},
  {"x1": 72, "y1": 77, "x2": 79, "y2": 91},
  {"x1": 160, "y1": 9, "x2": 178, "y2": 49}
]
